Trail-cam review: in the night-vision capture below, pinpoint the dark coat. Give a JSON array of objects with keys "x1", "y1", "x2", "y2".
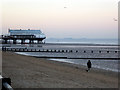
[{"x1": 87, "y1": 61, "x2": 92, "y2": 68}]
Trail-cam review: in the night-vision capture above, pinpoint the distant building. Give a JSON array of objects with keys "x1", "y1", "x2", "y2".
[
  {"x1": 8, "y1": 29, "x2": 46, "y2": 38},
  {"x1": 2, "y1": 29, "x2": 46, "y2": 44}
]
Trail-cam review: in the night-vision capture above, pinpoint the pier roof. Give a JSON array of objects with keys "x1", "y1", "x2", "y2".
[
  {"x1": 8, "y1": 29, "x2": 46, "y2": 38},
  {"x1": 9, "y1": 29, "x2": 42, "y2": 35}
]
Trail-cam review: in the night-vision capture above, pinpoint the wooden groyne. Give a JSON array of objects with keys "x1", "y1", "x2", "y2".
[
  {"x1": 2, "y1": 46, "x2": 119, "y2": 53},
  {"x1": 2, "y1": 46, "x2": 119, "y2": 59}
]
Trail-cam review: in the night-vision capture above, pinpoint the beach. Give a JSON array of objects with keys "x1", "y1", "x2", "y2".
[{"x1": 2, "y1": 51, "x2": 118, "y2": 88}]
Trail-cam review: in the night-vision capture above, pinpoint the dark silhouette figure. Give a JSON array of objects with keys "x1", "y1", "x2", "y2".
[{"x1": 86, "y1": 60, "x2": 92, "y2": 72}]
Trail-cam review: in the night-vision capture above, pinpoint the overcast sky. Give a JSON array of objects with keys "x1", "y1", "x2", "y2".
[{"x1": 1, "y1": 0, "x2": 119, "y2": 39}]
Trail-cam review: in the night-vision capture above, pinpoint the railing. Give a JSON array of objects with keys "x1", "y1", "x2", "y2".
[
  {"x1": 0, "y1": 75, "x2": 13, "y2": 90},
  {"x1": 2, "y1": 35, "x2": 46, "y2": 39}
]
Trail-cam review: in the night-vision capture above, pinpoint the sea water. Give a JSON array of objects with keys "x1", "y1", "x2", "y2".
[
  {"x1": 15, "y1": 43, "x2": 119, "y2": 72},
  {"x1": 49, "y1": 59, "x2": 119, "y2": 72},
  {"x1": 16, "y1": 52, "x2": 119, "y2": 72},
  {"x1": 46, "y1": 38, "x2": 118, "y2": 45}
]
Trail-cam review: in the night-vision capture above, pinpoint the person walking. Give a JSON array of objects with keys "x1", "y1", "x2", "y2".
[{"x1": 86, "y1": 60, "x2": 92, "y2": 72}]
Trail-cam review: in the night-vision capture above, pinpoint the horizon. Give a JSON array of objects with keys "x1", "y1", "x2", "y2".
[
  {"x1": 46, "y1": 37, "x2": 118, "y2": 39},
  {"x1": 1, "y1": 0, "x2": 119, "y2": 39}
]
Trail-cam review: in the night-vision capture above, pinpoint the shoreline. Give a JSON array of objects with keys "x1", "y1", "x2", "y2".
[
  {"x1": 15, "y1": 52, "x2": 118, "y2": 72},
  {"x1": 15, "y1": 52, "x2": 120, "y2": 60},
  {"x1": 2, "y1": 52, "x2": 118, "y2": 88}
]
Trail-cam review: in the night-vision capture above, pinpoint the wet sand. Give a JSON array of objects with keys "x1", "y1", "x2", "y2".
[{"x1": 2, "y1": 52, "x2": 118, "y2": 88}]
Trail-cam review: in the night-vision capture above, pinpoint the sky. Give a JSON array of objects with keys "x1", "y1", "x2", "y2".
[{"x1": 1, "y1": 0, "x2": 119, "y2": 39}]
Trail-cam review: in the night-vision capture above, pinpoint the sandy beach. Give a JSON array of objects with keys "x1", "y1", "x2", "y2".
[{"x1": 2, "y1": 51, "x2": 118, "y2": 88}]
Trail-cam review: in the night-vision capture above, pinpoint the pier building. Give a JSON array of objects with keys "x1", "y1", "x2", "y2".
[{"x1": 2, "y1": 29, "x2": 46, "y2": 44}]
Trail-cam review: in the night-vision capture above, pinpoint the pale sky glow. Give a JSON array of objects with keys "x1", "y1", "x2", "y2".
[{"x1": 1, "y1": 0, "x2": 119, "y2": 39}]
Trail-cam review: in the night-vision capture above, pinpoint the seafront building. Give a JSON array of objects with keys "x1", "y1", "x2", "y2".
[{"x1": 2, "y1": 29, "x2": 46, "y2": 44}]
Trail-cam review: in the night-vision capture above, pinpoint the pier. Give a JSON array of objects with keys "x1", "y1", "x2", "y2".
[{"x1": 1, "y1": 29, "x2": 46, "y2": 44}]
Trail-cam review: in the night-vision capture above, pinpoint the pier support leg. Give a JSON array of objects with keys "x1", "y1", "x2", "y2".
[
  {"x1": 29, "y1": 40, "x2": 31, "y2": 44},
  {"x1": 21, "y1": 40, "x2": 23, "y2": 44},
  {"x1": 21, "y1": 40, "x2": 25, "y2": 44},
  {"x1": 29, "y1": 40, "x2": 34, "y2": 44},
  {"x1": 4, "y1": 40, "x2": 7, "y2": 44},
  {"x1": 13, "y1": 40, "x2": 16, "y2": 44},
  {"x1": 37, "y1": 40, "x2": 39, "y2": 44}
]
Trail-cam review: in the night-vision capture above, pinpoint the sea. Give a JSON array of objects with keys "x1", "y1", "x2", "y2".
[
  {"x1": 14, "y1": 38, "x2": 119, "y2": 72},
  {"x1": 1, "y1": 38, "x2": 118, "y2": 72},
  {"x1": 45, "y1": 38, "x2": 118, "y2": 45},
  {"x1": 49, "y1": 59, "x2": 119, "y2": 72}
]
